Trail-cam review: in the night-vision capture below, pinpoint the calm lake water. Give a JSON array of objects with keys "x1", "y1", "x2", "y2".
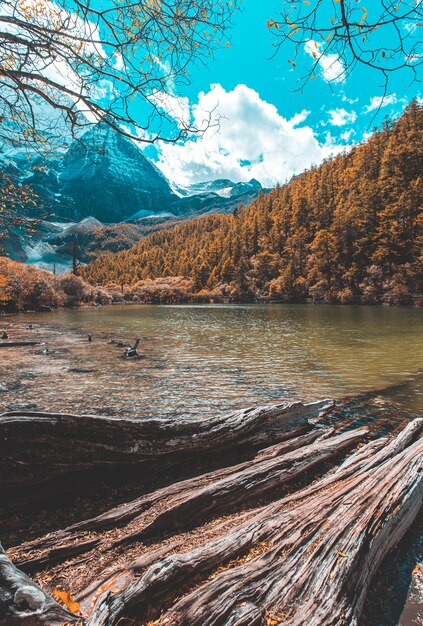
[{"x1": 1, "y1": 303, "x2": 422, "y2": 417}]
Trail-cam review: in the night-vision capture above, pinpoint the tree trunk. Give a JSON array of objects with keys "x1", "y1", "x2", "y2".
[
  {"x1": 1, "y1": 408, "x2": 421, "y2": 626},
  {"x1": 84, "y1": 419, "x2": 422, "y2": 626},
  {"x1": 0, "y1": 400, "x2": 330, "y2": 489},
  {"x1": 10, "y1": 427, "x2": 360, "y2": 572}
]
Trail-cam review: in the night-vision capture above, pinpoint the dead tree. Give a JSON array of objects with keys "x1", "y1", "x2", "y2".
[
  {"x1": 0, "y1": 406, "x2": 421, "y2": 626},
  {"x1": 0, "y1": 400, "x2": 330, "y2": 489}
]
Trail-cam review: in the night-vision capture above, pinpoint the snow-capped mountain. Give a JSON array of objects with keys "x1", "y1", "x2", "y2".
[
  {"x1": 2, "y1": 120, "x2": 263, "y2": 223},
  {"x1": 173, "y1": 178, "x2": 262, "y2": 199},
  {"x1": 59, "y1": 123, "x2": 176, "y2": 222},
  {"x1": 1, "y1": 121, "x2": 265, "y2": 270}
]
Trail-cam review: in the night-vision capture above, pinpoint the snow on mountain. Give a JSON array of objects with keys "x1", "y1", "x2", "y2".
[
  {"x1": 58, "y1": 122, "x2": 176, "y2": 222},
  {"x1": 2, "y1": 121, "x2": 265, "y2": 271},
  {"x1": 172, "y1": 178, "x2": 262, "y2": 199},
  {"x1": 2, "y1": 120, "x2": 263, "y2": 224}
]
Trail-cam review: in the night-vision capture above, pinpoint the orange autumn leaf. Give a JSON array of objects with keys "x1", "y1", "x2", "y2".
[
  {"x1": 267, "y1": 20, "x2": 279, "y2": 30},
  {"x1": 53, "y1": 589, "x2": 81, "y2": 614}
]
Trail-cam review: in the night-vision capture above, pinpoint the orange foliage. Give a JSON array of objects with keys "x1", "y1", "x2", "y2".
[{"x1": 82, "y1": 102, "x2": 423, "y2": 305}]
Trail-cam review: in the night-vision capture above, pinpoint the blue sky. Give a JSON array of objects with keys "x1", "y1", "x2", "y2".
[
  {"x1": 186, "y1": 0, "x2": 419, "y2": 133},
  {"x1": 2, "y1": 0, "x2": 420, "y2": 187},
  {"x1": 148, "y1": 1, "x2": 421, "y2": 188}
]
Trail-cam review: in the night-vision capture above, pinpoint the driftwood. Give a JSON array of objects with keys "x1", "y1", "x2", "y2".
[
  {"x1": 10, "y1": 427, "x2": 360, "y2": 572},
  {"x1": 0, "y1": 400, "x2": 330, "y2": 489},
  {"x1": 0, "y1": 342, "x2": 41, "y2": 347},
  {"x1": 83, "y1": 419, "x2": 423, "y2": 626},
  {"x1": 0, "y1": 404, "x2": 422, "y2": 626},
  {"x1": 123, "y1": 338, "x2": 141, "y2": 358}
]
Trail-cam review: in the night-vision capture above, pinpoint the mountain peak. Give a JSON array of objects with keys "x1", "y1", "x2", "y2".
[{"x1": 57, "y1": 122, "x2": 175, "y2": 222}]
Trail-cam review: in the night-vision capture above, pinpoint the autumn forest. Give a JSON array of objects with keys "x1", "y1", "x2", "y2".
[
  {"x1": 77, "y1": 101, "x2": 423, "y2": 306},
  {"x1": 0, "y1": 101, "x2": 421, "y2": 311}
]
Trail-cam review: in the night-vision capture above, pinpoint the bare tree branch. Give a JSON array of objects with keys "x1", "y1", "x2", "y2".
[{"x1": 0, "y1": 0, "x2": 238, "y2": 234}]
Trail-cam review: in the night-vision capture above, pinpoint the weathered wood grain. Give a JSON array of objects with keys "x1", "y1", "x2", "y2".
[
  {"x1": 0, "y1": 400, "x2": 330, "y2": 488},
  {"x1": 0, "y1": 543, "x2": 77, "y2": 625},
  {"x1": 1, "y1": 408, "x2": 422, "y2": 626}
]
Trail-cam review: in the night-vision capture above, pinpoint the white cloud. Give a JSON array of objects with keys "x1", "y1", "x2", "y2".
[
  {"x1": 403, "y1": 21, "x2": 418, "y2": 34},
  {"x1": 304, "y1": 40, "x2": 345, "y2": 83},
  {"x1": 327, "y1": 108, "x2": 357, "y2": 127},
  {"x1": 289, "y1": 109, "x2": 311, "y2": 126},
  {"x1": 340, "y1": 129, "x2": 354, "y2": 142},
  {"x1": 341, "y1": 95, "x2": 359, "y2": 104},
  {"x1": 363, "y1": 93, "x2": 398, "y2": 113},
  {"x1": 0, "y1": 0, "x2": 107, "y2": 124},
  {"x1": 406, "y1": 52, "x2": 423, "y2": 64},
  {"x1": 112, "y1": 53, "x2": 125, "y2": 71},
  {"x1": 154, "y1": 83, "x2": 343, "y2": 188}
]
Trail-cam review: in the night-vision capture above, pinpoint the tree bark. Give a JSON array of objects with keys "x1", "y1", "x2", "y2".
[
  {"x1": 0, "y1": 400, "x2": 330, "y2": 489},
  {"x1": 81, "y1": 419, "x2": 423, "y2": 626},
  {"x1": 1, "y1": 409, "x2": 422, "y2": 626},
  {"x1": 11, "y1": 427, "x2": 360, "y2": 572},
  {"x1": 0, "y1": 543, "x2": 77, "y2": 625}
]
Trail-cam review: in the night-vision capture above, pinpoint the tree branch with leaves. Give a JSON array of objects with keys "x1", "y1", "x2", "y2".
[
  {"x1": 0, "y1": 0, "x2": 238, "y2": 237},
  {"x1": 269, "y1": 0, "x2": 422, "y2": 97},
  {"x1": 0, "y1": 0, "x2": 238, "y2": 149}
]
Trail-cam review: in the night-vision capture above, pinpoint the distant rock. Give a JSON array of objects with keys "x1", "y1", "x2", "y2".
[
  {"x1": 50, "y1": 217, "x2": 104, "y2": 240},
  {"x1": 173, "y1": 178, "x2": 262, "y2": 199}
]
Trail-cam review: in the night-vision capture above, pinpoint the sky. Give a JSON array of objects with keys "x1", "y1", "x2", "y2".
[
  {"x1": 3, "y1": 0, "x2": 420, "y2": 188},
  {"x1": 147, "y1": 0, "x2": 421, "y2": 188}
]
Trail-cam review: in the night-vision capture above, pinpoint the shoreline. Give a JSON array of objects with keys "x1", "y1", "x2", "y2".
[
  {"x1": 2, "y1": 297, "x2": 422, "y2": 316},
  {"x1": 1, "y1": 313, "x2": 422, "y2": 624}
]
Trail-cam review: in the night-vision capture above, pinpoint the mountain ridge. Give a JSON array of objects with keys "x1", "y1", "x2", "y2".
[
  {"x1": 1, "y1": 122, "x2": 264, "y2": 270},
  {"x1": 1, "y1": 121, "x2": 264, "y2": 224}
]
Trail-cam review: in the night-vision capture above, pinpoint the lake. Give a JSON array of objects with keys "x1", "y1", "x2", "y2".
[{"x1": 1, "y1": 303, "x2": 422, "y2": 417}]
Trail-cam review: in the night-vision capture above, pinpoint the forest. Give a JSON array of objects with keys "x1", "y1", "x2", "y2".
[
  {"x1": 1, "y1": 101, "x2": 421, "y2": 312},
  {"x1": 81, "y1": 101, "x2": 423, "y2": 306},
  {"x1": 0, "y1": 256, "x2": 197, "y2": 311}
]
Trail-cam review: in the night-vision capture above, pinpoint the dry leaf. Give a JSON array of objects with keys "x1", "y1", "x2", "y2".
[{"x1": 53, "y1": 589, "x2": 80, "y2": 614}]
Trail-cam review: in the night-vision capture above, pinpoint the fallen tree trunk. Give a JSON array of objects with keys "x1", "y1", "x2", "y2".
[
  {"x1": 12, "y1": 426, "x2": 363, "y2": 572},
  {"x1": 1, "y1": 410, "x2": 422, "y2": 626},
  {"x1": 81, "y1": 419, "x2": 423, "y2": 626},
  {"x1": 0, "y1": 342, "x2": 41, "y2": 347},
  {"x1": 13, "y1": 429, "x2": 328, "y2": 562},
  {"x1": 0, "y1": 400, "x2": 330, "y2": 488}
]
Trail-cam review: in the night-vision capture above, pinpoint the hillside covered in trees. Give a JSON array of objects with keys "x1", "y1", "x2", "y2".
[{"x1": 81, "y1": 102, "x2": 422, "y2": 305}]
